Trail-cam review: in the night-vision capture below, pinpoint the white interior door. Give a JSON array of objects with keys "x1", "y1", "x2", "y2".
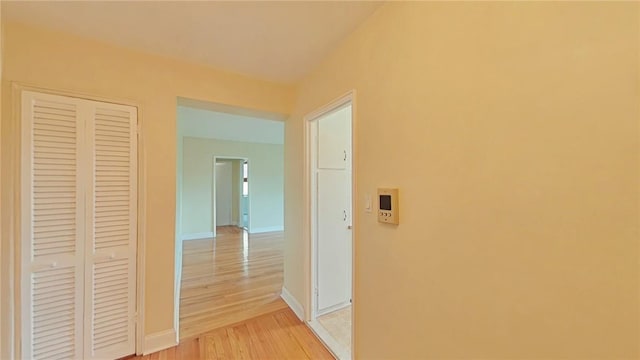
[
  {"x1": 317, "y1": 171, "x2": 351, "y2": 312},
  {"x1": 21, "y1": 91, "x2": 85, "y2": 360},
  {"x1": 21, "y1": 91, "x2": 137, "y2": 360},
  {"x1": 315, "y1": 104, "x2": 352, "y2": 315},
  {"x1": 85, "y1": 102, "x2": 137, "y2": 359},
  {"x1": 215, "y1": 162, "x2": 233, "y2": 226}
]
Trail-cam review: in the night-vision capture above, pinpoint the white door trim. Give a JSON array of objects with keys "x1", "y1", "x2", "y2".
[
  {"x1": 1, "y1": 83, "x2": 146, "y2": 358},
  {"x1": 304, "y1": 90, "x2": 356, "y2": 360}
]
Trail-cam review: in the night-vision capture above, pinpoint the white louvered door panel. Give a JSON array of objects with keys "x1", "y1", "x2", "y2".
[
  {"x1": 21, "y1": 91, "x2": 85, "y2": 360},
  {"x1": 85, "y1": 103, "x2": 137, "y2": 359}
]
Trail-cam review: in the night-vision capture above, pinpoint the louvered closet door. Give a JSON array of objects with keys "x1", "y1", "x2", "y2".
[
  {"x1": 21, "y1": 91, "x2": 85, "y2": 360},
  {"x1": 85, "y1": 102, "x2": 137, "y2": 359}
]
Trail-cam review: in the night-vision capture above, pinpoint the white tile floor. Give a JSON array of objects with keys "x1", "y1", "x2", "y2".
[{"x1": 317, "y1": 306, "x2": 352, "y2": 351}]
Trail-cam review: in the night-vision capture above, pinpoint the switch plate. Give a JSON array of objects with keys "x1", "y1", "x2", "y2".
[{"x1": 364, "y1": 194, "x2": 372, "y2": 213}]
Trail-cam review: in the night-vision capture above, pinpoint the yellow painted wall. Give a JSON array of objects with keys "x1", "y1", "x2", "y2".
[
  {"x1": 1, "y1": 21, "x2": 294, "y2": 339},
  {"x1": 285, "y1": 2, "x2": 639, "y2": 358}
]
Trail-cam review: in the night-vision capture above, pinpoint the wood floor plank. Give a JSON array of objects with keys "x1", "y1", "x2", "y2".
[
  {"x1": 233, "y1": 323, "x2": 262, "y2": 359},
  {"x1": 209, "y1": 330, "x2": 233, "y2": 360},
  {"x1": 245, "y1": 316, "x2": 280, "y2": 358},
  {"x1": 158, "y1": 346, "x2": 176, "y2": 360},
  {"x1": 275, "y1": 310, "x2": 335, "y2": 359},
  {"x1": 175, "y1": 337, "x2": 200, "y2": 359},
  {"x1": 258, "y1": 312, "x2": 309, "y2": 359}
]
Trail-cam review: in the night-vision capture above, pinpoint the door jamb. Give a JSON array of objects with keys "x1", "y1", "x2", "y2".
[{"x1": 304, "y1": 90, "x2": 356, "y2": 359}]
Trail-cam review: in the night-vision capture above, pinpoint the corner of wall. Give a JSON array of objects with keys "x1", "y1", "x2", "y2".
[
  {"x1": 143, "y1": 328, "x2": 178, "y2": 355},
  {"x1": 280, "y1": 286, "x2": 305, "y2": 321}
]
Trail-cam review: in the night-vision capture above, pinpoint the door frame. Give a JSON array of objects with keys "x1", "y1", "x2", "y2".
[
  {"x1": 304, "y1": 90, "x2": 356, "y2": 360},
  {"x1": 1, "y1": 83, "x2": 146, "y2": 358},
  {"x1": 212, "y1": 156, "x2": 250, "y2": 237}
]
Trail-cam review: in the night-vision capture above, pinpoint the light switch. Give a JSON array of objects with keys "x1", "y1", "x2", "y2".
[{"x1": 364, "y1": 194, "x2": 372, "y2": 213}]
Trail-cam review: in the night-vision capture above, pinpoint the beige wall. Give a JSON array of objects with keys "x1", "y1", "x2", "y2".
[
  {"x1": 0, "y1": 21, "x2": 294, "y2": 342},
  {"x1": 285, "y1": 2, "x2": 639, "y2": 358},
  {"x1": 182, "y1": 137, "x2": 284, "y2": 234}
]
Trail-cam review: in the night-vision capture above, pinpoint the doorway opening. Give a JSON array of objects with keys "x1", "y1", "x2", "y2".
[
  {"x1": 213, "y1": 157, "x2": 249, "y2": 235},
  {"x1": 307, "y1": 95, "x2": 354, "y2": 360},
  {"x1": 175, "y1": 98, "x2": 287, "y2": 340}
]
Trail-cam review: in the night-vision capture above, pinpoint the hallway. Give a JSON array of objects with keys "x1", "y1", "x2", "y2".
[{"x1": 179, "y1": 227, "x2": 287, "y2": 340}]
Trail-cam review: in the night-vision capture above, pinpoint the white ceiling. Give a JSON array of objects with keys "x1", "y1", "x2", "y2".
[
  {"x1": 178, "y1": 106, "x2": 284, "y2": 145},
  {"x1": 2, "y1": 1, "x2": 381, "y2": 84}
]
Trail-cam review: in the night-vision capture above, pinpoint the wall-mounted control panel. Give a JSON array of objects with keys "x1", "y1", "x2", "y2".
[{"x1": 377, "y1": 188, "x2": 399, "y2": 224}]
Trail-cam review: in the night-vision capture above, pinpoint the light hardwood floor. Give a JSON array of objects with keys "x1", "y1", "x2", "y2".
[
  {"x1": 133, "y1": 308, "x2": 334, "y2": 359},
  {"x1": 179, "y1": 227, "x2": 287, "y2": 340},
  {"x1": 133, "y1": 228, "x2": 333, "y2": 359}
]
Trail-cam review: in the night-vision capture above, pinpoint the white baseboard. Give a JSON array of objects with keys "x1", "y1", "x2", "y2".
[
  {"x1": 250, "y1": 226, "x2": 284, "y2": 234},
  {"x1": 281, "y1": 286, "x2": 304, "y2": 321},
  {"x1": 181, "y1": 232, "x2": 214, "y2": 241},
  {"x1": 317, "y1": 301, "x2": 351, "y2": 317},
  {"x1": 144, "y1": 328, "x2": 177, "y2": 355}
]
